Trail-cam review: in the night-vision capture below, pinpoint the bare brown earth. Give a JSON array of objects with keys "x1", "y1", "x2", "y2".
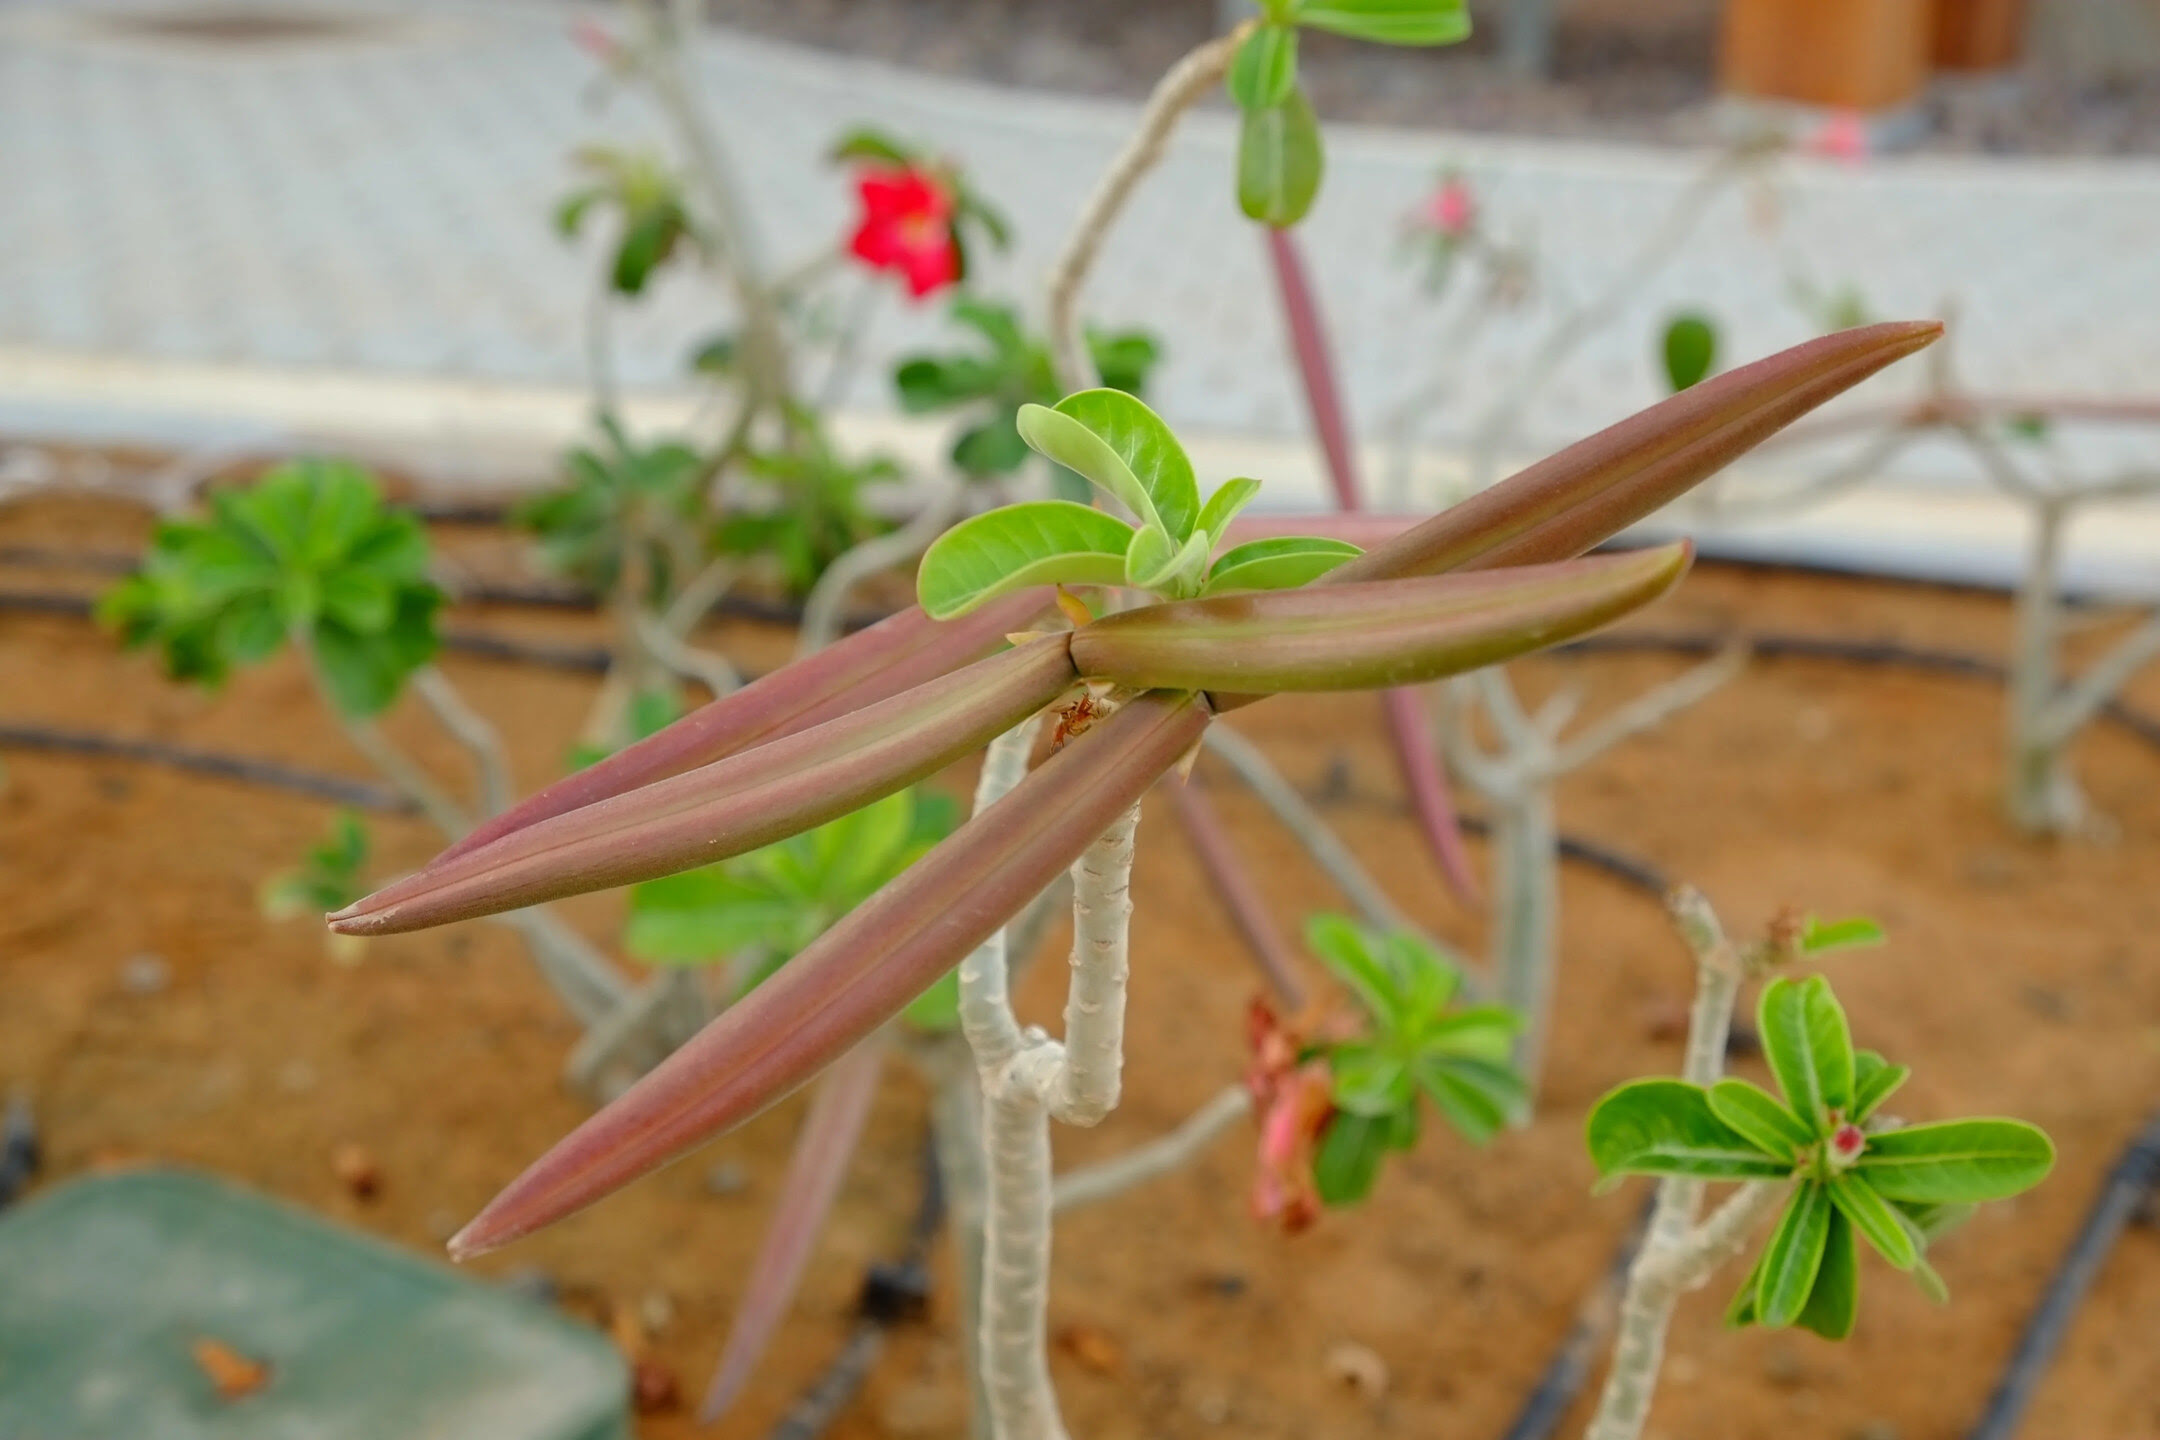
[{"x1": 3, "y1": 490, "x2": 2158, "y2": 1440}]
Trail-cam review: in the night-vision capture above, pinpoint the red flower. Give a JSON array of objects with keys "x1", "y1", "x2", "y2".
[
  {"x1": 1245, "y1": 999, "x2": 1336, "y2": 1234},
  {"x1": 848, "y1": 167, "x2": 959, "y2": 300}
]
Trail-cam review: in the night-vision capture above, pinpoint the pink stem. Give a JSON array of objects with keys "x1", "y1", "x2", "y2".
[
  {"x1": 699, "y1": 1033, "x2": 890, "y2": 1422},
  {"x1": 1166, "y1": 780, "x2": 1306, "y2": 1006},
  {"x1": 1264, "y1": 224, "x2": 1479, "y2": 902}
]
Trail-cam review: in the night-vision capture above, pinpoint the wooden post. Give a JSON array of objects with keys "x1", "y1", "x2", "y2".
[
  {"x1": 1721, "y1": 0, "x2": 1935, "y2": 110},
  {"x1": 1934, "y1": 0, "x2": 2029, "y2": 69}
]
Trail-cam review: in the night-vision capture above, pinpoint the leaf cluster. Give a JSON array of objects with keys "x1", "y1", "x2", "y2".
[
  {"x1": 261, "y1": 811, "x2": 371, "y2": 919},
  {"x1": 915, "y1": 390, "x2": 1358, "y2": 618},
  {"x1": 1229, "y1": 0, "x2": 1472, "y2": 227},
  {"x1": 515, "y1": 415, "x2": 707, "y2": 598},
  {"x1": 625, "y1": 787, "x2": 965, "y2": 1029},
  {"x1": 1304, "y1": 916, "x2": 1526, "y2": 1205},
  {"x1": 100, "y1": 459, "x2": 442, "y2": 717},
  {"x1": 1585, "y1": 973, "x2": 2053, "y2": 1338},
  {"x1": 893, "y1": 298, "x2": 1159, "y2": 483},
  {"x1": 556, "y1": 146, "x2": 695, "y2": 297}
]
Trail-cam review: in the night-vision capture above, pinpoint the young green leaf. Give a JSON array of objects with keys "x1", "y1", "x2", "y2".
[
  {"x1": 1306, "y1": 914, "x2": 1405, "y2": 1028},
  {"x1": 1755, "y1": 1180, "x2": 1830, "y2": 1328},
  {"x1": 1417, "y1": 1057, "x2": 1513, "y2": 1145},
  {"x1": 1708, "y1": 1078, "x2": 1815, "y2": 1161},
  {"x1": 1827, "y1": 1171, "x2": 1919, "y2": 1270},
  {"x1": 1584, "y1": 1079, "x2": 1788, "y2": 1187},
  {"x1": 1758, "y1": 974, "x2": 1854, "y2": 1129},
  {"x1": 1662, "y1": 313, "x2": 1719, "y2": 393},
  {"x1": 1127, "y1": 526, "x2": 1212, "y2": 595},
  {"x1": 1015, "y1": 404, "x2": 1166, "y2": 533},
  {"x1": 1290, "y1": 0, "x2": 1472, "y2": 45},
  {"x1": 1202, "y1": 536, "x2": 1362, "y2": 596},
  {"x1": 916, "y1": 500, "x2": 1135, "y2": 619},
  {"x1": 1852, "y1": 1119, "x2": 2056, "y2": 1203},
  {"x1": 1194, "y1": 477, "x2": 1265, "y2": 542},
  {"x1": 1053, "y1": 390, "x2": 1202, "y2": 542},
  {"x1": 1237, "y1": 88, "x2": 1324, "y2": 229},
  {"x1": 1725, "y1": 1247, "x2": 1767, "y2": 1329},
  {"x1": 1383, "y1": 929, "x2": 1462, "y2": 1025},
  {"x1": 1332, "y1": 1047, "x2": 1415, "y2": 1117},
  {"x1": 1228, "y1": 23, "x2": 1300, "y2": 109},
  {"x1": 1801, "y1": 915, "x2": 1887, "y2": 955},
  {"x1": 1314, "y1": 1113, "x2": 1390, "y2": 1205},
  {"x1": 1850, "y1": 1050, "x2": 1910, "y2": 1123},
  {"x1": 1794, "y1": 1206, "x2": 1859, "y2": 1340}
]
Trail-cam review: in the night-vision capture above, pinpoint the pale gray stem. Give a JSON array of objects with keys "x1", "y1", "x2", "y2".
[
  {"x1": 2036, "y1": 607, "x2": 2160, "y2": 749},
  {"x1": 633, "y1": 607, "x2": 741, "y2": 699},
  {"x1": 1492, "y1": 781, "x2": 1559, "y2": 1093},
  {"x1": 923, "y1": 1034, "x2": 994, "y2": 1440},
  {"x1": 978, "y1": 1083, "x2": 1064, "y2": 1440},
  {"x1": 1637, "y1": 1180, "x2": 1790, "y2": 1293},
  {"x1": 1468, "y1": 156, "x2": 1745, "y2": 489},
  {"x1": 1052, "y1": 1084, "x2": 1251, "y2": 1213},
  {"x1": 1583, "y1": 886, "x2": 1749, "y2": 1440},
  {"x1": 1547, "y1": 646, "x2": 1747, "y2": 775},
  {"x1": 411, "y1": 664, "x2": 514, "y2": 816},
  {"x1": 798, "y1": 476, "x2": 965, "y2": 655},
  {"x1": 1201, "y1": 723, "x2": 1416, "y2": 936},
  {"x1": 1044, "y1": 21, "x2": 1254, "y2": 390},
  {"x1": 956, "y1": 723, "x2": 1044, "y2": 1074},
  {"x1": 2006, "y1": 495, "x2": 2082, "y2": 833}
]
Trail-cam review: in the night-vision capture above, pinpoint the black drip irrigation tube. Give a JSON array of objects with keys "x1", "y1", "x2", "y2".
[
  {"x1": 765, "y1": 1131, "x2": 946, "y2": 1440},
  {"x1": 1963, "y1": 1105, "x2": 2160, "y2": 1440}
]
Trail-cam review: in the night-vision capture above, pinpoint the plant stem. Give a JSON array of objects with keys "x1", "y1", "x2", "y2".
[
  {"x1": 1045, "y1": 19, "x2": 1256, "y2": 390},
  {"x1": 1051, "y1": 1084, "x2": 1251, "y2": 1213},
  {"x1": 411, "y1": 664, "x2": 514, "y2": 816},
  {"x1": 2006, "y1": 494, "x2": 2079, "y2": 833},
  {"x1": 797, "y1": 476, "x2": 964, "y2": 656},
  {"x1": 1583, "y1": 885, "x2": 1749, "y2": 1440}
]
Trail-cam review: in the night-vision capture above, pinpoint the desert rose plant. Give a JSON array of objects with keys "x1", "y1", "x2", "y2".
[{"x1": 324, "y1": 315, "x2": 1944, "y2": 1436}]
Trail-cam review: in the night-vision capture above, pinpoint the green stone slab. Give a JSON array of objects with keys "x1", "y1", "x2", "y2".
[{"x1": 0, "y1": 1169, "x2": 629, "y2": 1439}]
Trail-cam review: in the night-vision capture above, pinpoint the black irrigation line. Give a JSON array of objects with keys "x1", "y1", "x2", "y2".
[
  {"x1": 1965, "y1": 1105, "x2": 2160, "y2": 1440},
  {"x1": 0, "y1": 722, "x2": 418, "y2": 812},
  {"x1": 1496, "y1": 1190, "x2": 1658, "y2": 1440},
  {"x1": 766, "y1": 1130, "x2": 946, "y2": 1440}
]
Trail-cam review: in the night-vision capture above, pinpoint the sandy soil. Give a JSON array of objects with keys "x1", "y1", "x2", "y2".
[{"x1": 3, "y1": 490, "x2": 2158, "y2": 1439}]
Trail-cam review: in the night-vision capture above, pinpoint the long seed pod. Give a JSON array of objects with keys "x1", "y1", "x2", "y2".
[
  {"x1": 448, "y1": 691, "x2": 1211, "y2": 1258},
  {"x1": 1071, "y1": 546, "x2": 1689, "y2": 694},
  {"x1": 1333, "y1": 321, "x2": 1942, "y2": 583},
  {"x1": 331, "y1": 635, "x2": 1079, "y2": 935},
  {"x1": 434, "y1": 591, "x2": 1050, "y2": 865}
]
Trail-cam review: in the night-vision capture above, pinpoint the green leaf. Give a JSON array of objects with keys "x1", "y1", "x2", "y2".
[
  {"x1": 827, "y1": 125, "x2": 917, "y2": 166},
  {"x1": 1662, "y1": 313, "x2": 1719, "y2": 393},
  {"x1": 1725, "y1": 1247, "x2": 1767, "y2": 1328},
  {"x1": 1853, "y1": 1119, "x2": 2055, "y2": 1203},
  {"x1": 1052, "y1": 390, "x2": 1201, "y2": 542},
  {"x1": 1014, "y1": 404, "x2": 1165, "y2": 533},
  {"x1": 915, "y1": 500, "x2": 1135, "y2": 619},
  {"x1": 1331, "y1": 1047, "x2": 1414, "y2": 1116},
  {"x1": 1894, "y1": 1198, "x2": 1976, "y2": 1243},
  {"x1": 1314, "y1": 1112, "x2": 1389, "y2": 1205},
  {"x1": 1305, "y1": 914, "x2": 1403, "y2": 1028},
  {"x1": 1228, "y1": 23, "x2": 1299, "y2": 109},
  {"x1": 1795, "y1": 1207, "x2": 1859, "y2": 1340},
  {"x1": 1758, "y1": 974, "x2": 1854, "y2": 1129},
  {"x1": 951, "y1": 418, "x2": 1034, "y2": 476},
  {"x1": 690, "y1": 331, "x2": 738, "y2": 375},
  {"x1": 1755, "y1": 1181, "x2": 1830, "y2": 1328},
  {"x1": 1290, "y1": 0, "x2": 1472, "y2": 45},
  {"x1": 1194, "y1": 477, "x2": 1264, "y2": 541},
  {"x1": 1123, "y1": 524, "x2": 1175, "y2": 590},
  {"x1": 1584, "y1": 1079, "x2": 1788, "y2": 1187},
  {"x1": 1419, "y1": 1055, "x2": 1523, "y2": 1144},
  {"x1": 1383, "y1": 930, "x2": 1462, "y2": 1024},
  {"x1": 1202, "y1": 536, "x2": 1361, "y2": 595},
  {"x1": 1801, "y1": 915, "x2": 1887, "y2": 955},
  {"x1": 1911, "y1": 1256, "x2": 1951, "y2": 1303},
  {"x1": 1708, "y1": 1078, "x2": 1815, "y2": 1162},
  {"x1": 1236, "y1": 88, "x2": 1324, "y2": 229},
  {"x1": 1086, "y1": 328, "x2": 1161, "y2": 395},
  {"x1": 1827, "y1": 1172, "x2": 1919, "y2": 1271},
  {"x1": 1850, "y1": 1050, "x2": 1909, "y2": 1123},
  {"x1": 901, "y1": 968, "x2": 962, "y2": 1030}
]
